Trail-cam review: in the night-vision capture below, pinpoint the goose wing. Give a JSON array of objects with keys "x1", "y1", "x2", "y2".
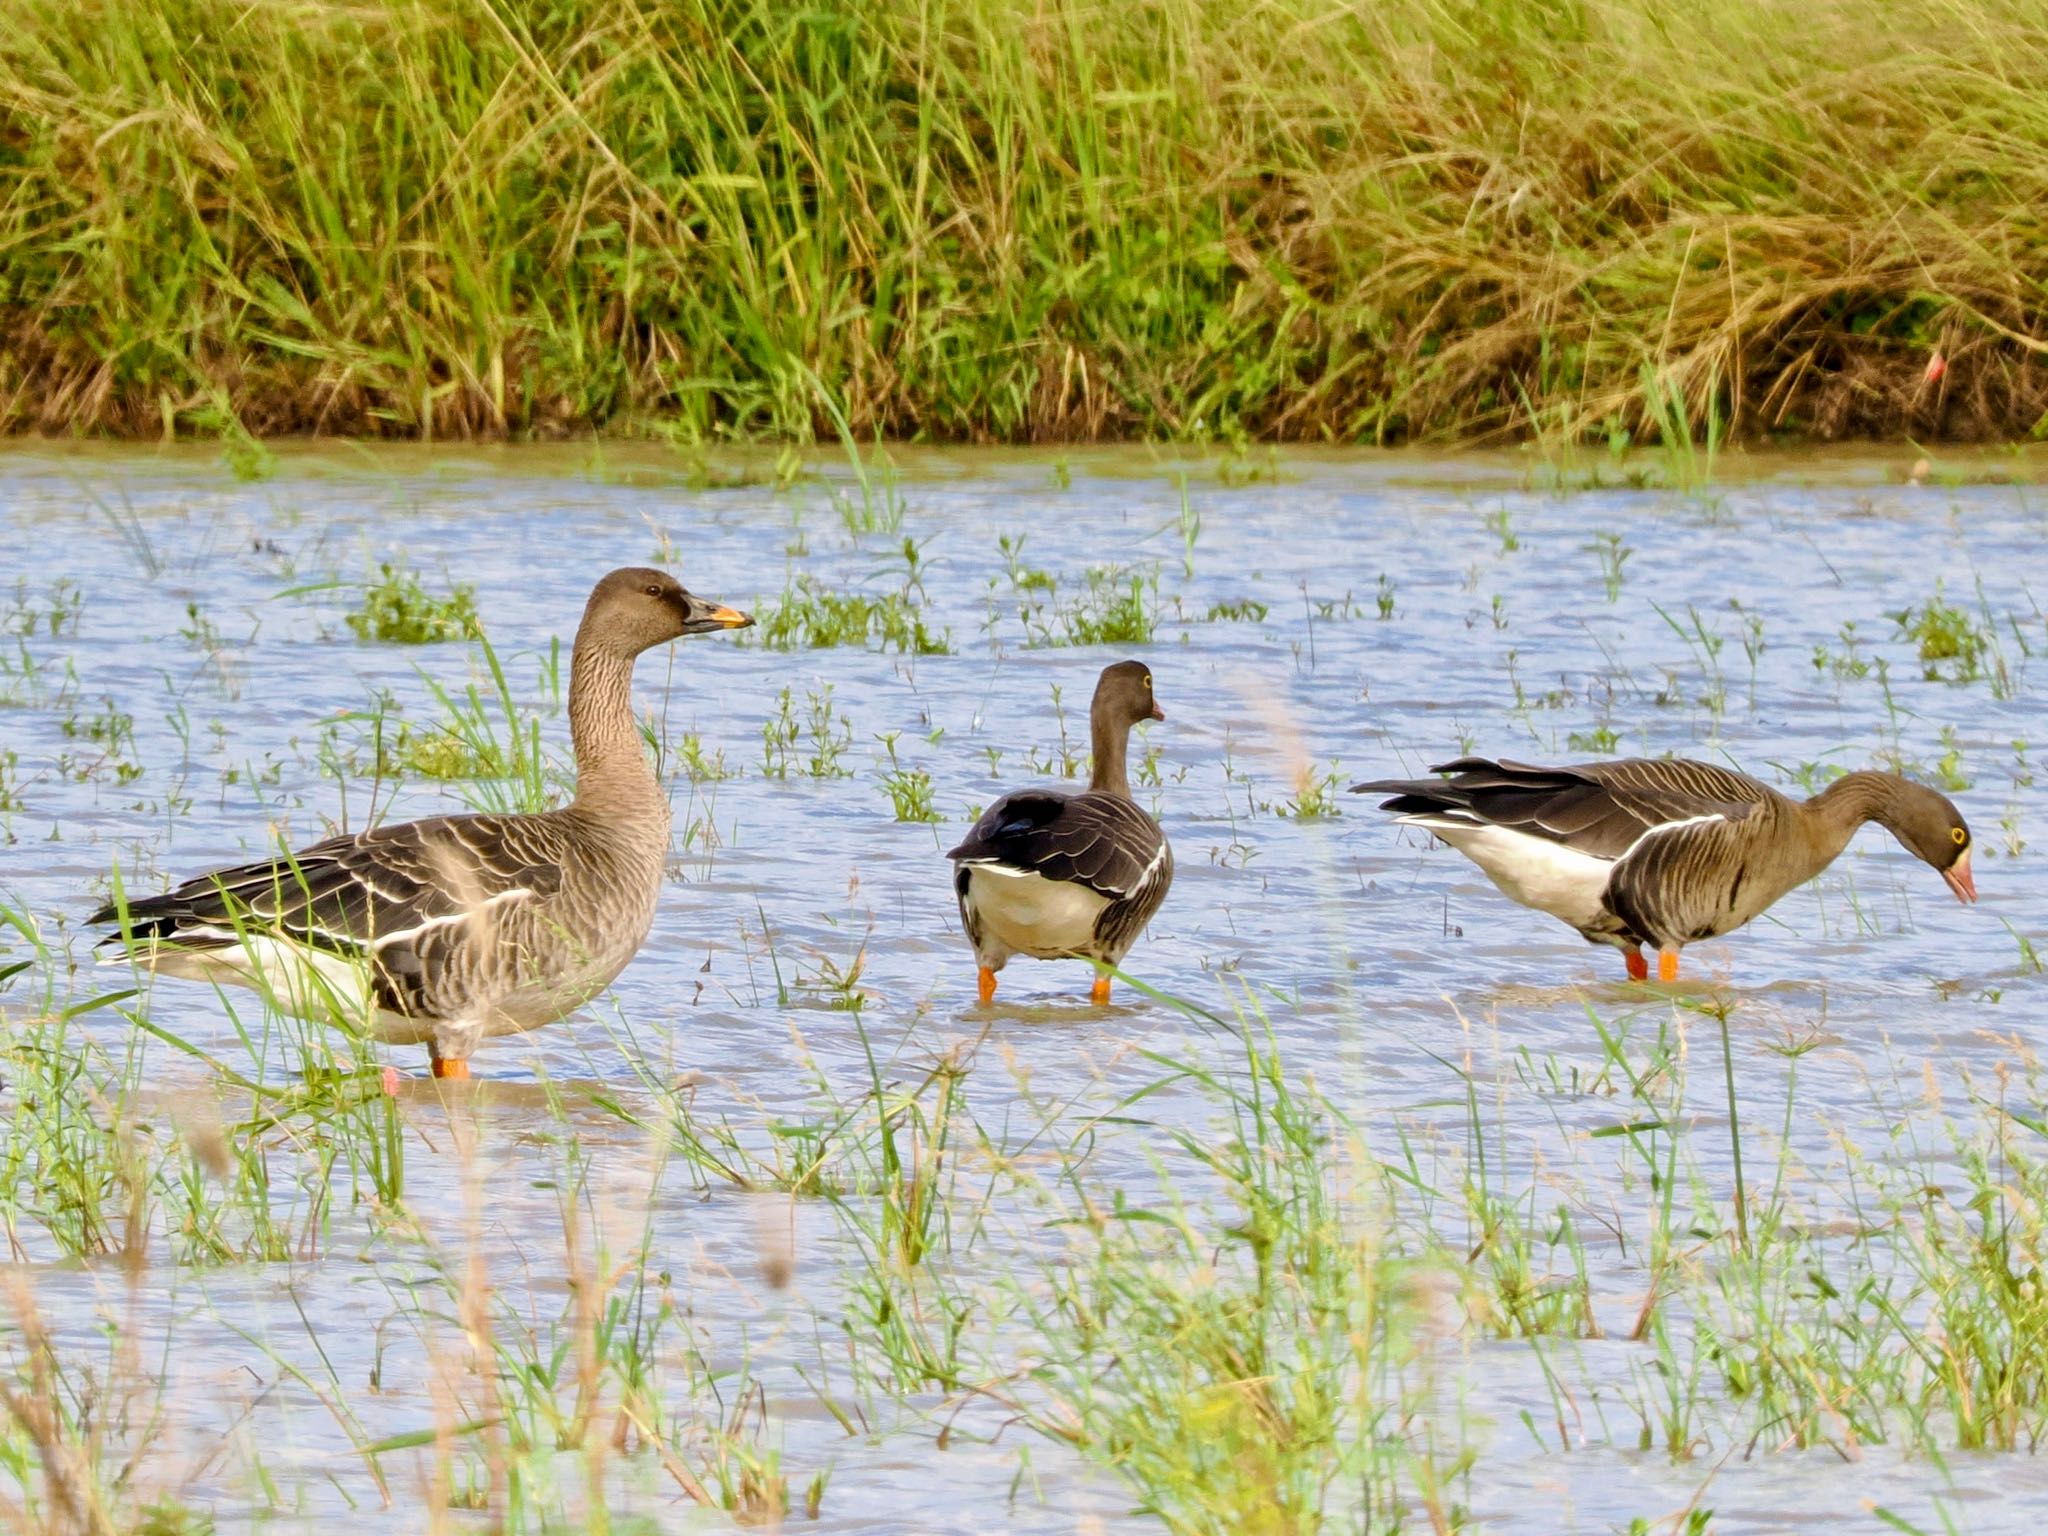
[
  {"x1": 947, "y1": 789, "x2": 1167, "y2": 900},
  {"x1": 91, "y1": 814, "x2": 564, "y2": 976},
  {"x1": 1353, "y1": 756, "x2": 1769, "y2": 861}
]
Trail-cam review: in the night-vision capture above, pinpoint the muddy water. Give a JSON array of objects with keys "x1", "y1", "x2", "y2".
[{"x1": 2, "y1": 444, "x2": 2046, "y2": 1531}]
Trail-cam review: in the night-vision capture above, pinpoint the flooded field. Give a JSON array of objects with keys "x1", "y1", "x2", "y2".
[{"x1": 2, "y1": 443, "x2": 2046, "y2": 1532}]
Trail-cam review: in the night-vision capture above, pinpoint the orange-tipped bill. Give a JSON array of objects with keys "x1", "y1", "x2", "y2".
[
  {"x1": 684, "y1": 597, "x2": 754, "y2": 635},
  {"x1": 1943, "y1": 849, "x2": 1977, "y2": 904}
]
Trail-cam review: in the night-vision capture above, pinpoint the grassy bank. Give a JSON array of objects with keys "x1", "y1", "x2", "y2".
[{"x1": 4, "y1": 0, "x2": 2048, "y2": 445}]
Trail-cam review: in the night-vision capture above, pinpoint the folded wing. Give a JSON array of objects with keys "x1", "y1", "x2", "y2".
[
  {"x1": 947, "y1": 789, "x2": 1166, "y2": 900},
  {"x1": 1354, "y1": 756, "x2": 1767, "y2": 861},
  {"x1": 91, "y1": 815, "x2": 565, "y2": 1015}
]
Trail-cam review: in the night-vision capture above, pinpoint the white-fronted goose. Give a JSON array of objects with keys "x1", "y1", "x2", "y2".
[
  {"x1": 947, "y1": 661, "x2": 1172, "y2": 1005},
  {"x1": 1352, "y1": 757, "x2": 1976, "y2": 981},
  {"x1": 90, "y1": 568, "x2": 751, "y2": 1077}
]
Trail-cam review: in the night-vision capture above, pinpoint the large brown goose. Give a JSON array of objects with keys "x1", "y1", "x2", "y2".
[
  {"x1": 947, "y1": 661, "x2": 1172, "y2": 1004},
  {"x1": 1352, "y1": 756, "x2": 1976, "y2": 980},
  {"x1": 89, "y1": 568, "x2": 751, "y2": 1077}
]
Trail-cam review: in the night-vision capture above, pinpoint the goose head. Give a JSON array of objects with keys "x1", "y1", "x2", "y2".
[
  {"x1": 1879, "y1": 779, "x2": 1977, "y2": 904},
  {"x1": 586, "y1": 567, "x2": 752, "y2": 655},
  {"x1": 1093, "y1": 659, "x2": 1165, "y2": 727}
]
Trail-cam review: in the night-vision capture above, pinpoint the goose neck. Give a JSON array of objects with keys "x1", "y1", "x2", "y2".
[
  {"x1": 1801, "y1": 770, "x2": 1892, "y2": 863},
  {"x1": 1088, "y1": 703, "x2": 1133, "y2": 799},
  {"x1": 568, "y1": 638, "x2": 659, "y2": 814}
]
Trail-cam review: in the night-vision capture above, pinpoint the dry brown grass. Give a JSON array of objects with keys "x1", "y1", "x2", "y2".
[{"x1": 1, "y1": 0, "x2": 2045, "y2": 444}]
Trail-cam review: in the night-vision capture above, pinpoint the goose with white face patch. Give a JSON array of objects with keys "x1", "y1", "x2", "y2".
[
  {"x1": 947, "y1": 661, "x2": 1172, "y2": 1005},
  {"x1": 1352, "y1": 756, "x2": 1977, "y2": 981},
  {"x1": 88, "y1": 568, "x2": 752, "y2": 1078}
]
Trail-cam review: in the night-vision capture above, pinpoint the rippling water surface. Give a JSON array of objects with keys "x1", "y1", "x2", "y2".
[{"x1": 2, "y1": 445, "x2": 2045, "y2": 1531}]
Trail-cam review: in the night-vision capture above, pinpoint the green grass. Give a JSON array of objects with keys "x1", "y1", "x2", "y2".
[
  {"x1": 1020, "y1": 566, "x2": 1159, "y2": 648},
  {"x1": 345, "y1": 564, "x2": 479, "y2": 645},
  {"x1": 318, "y1": 629, "x2": 569, "y2": 811},
  {"x1": 1005, "y1": 1004, "x2": 1472, "y2": 1532},
  {"x1": 1893, "y1": 589, "x2": 2006, "y2": 690},
  {"x1": 13, "y1": 860, "x2": 2048, "y2": 1532},
  {"x1": 753, "y1": 576, "x2": 947, "y2": 654},
  {"x1": 5, "y1": 0, "x2": 2047, "y2": 445}
]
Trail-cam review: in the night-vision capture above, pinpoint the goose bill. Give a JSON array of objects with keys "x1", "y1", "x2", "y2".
[
  {"x1": 687, "y1": 600, "x2": 754, "y2": 634},
  {"x1": 1942, "y1": 849, "x2": 1977, "y2": 904}
]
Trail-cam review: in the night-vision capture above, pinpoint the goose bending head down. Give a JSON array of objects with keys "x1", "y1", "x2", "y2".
[
  {"x1": 946, "y1": 661, "x2": 1173, "y2": 1006},
  {"x1": 1351, "y1": 756, "x2": 1975, "y2": 982},
  {"x1": 88, "y1": 567, "x2": 752, "y2": 1079}
]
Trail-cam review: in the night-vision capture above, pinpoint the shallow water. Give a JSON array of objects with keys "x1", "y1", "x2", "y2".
[{"x1": 2, "y1": 443, "x2": 2046, "y2": 1531}]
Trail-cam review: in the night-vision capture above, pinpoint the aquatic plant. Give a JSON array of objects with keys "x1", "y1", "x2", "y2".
[
  {"x1": 1567, "y1": 725, "x2": 1620, "y2": 755},
  {"x1": 1893, "y1": 591, "x2": 1999, "y2": 688},
  {"x1": 345, "y1": 563, "x2": 479, "y2": 645},
  {"x1": 875, "y1": 733, "x2": 941, "y2": 823},
  {"x1": 754, "y1": 577, "x2": 948, "y2": 655},
  {"x1": 760, "y1": 684, "x2": 854, "y2": 779},
  {"x1": 1200, "y1": 599, "x2": 1269, "y2": 623},
  {"x1": 1004, "y1": 1006, "x2": 1469, "y2": 1530},
  {"x1": 2, "y1": 579, "x2": 82, "y2": 639},
  {"x1": 323, "y1": 633, "x2": 568, "y2": 812},
  {"x1": 1275, "y1": 762, "x2": 1344, "y2": 820},
  {"x1": 1023, "y1": 566, "x2": 1158, "y2": 648},
  {"x1": 1590, "y1": 531, "x2": 1633, "y2": 602}
]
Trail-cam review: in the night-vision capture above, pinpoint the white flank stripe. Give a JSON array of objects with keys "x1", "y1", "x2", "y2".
[
  {"x1": 954, "y1": 859, "x2": 1038, "y2": 880},
  {"x1": 1619, "y1": 813, "x2": 1728, "y2": 857},
  {"x1": 1132, "y1": 838, "x2": 1168, "y2": 893},
  {"x1": 370, "y1": 886, "x2": 536, "y2": 950}
]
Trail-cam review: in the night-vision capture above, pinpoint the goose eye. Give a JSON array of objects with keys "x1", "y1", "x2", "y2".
[
  {"x1": 645, "y1": 584, "x2": 662, "y2": 597},
  {"x1": 1952, "y1": 826, "x2": 1969, "y2": 846}
]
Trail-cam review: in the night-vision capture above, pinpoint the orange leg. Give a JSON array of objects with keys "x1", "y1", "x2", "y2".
[
  {"x1": 1624, "y1": 950, "x2": 1649, "y2": 982},
  {"x1": 1657, "y1": 950, "x2": 1680, "y2": 984},
  {"x1": 977, "y1": 967, "x2": 997, "y2": 1005},
  {"x1": 430, "y1": 1052, "x2": 471, "y2": 1080},
  {"x1": 1090, "y1": 974, "x2": 1112, "y2": 1006}
]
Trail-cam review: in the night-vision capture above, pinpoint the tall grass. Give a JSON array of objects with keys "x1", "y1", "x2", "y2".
[{"x1": 3, "y1": 0, "x2": 2047, "y2": 444}]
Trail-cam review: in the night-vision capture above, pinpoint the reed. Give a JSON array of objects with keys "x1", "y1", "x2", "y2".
[{"x1": 4, "y1": 0, "x2": 2046, "y2": 445}]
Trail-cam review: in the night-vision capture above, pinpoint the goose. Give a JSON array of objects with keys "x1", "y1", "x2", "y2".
[
  {"x1": 947, "y1": 661, "x2": 1172, "y2": 1005},
  {"x1": 1352, "y1": 756, "x2": 1976, "y2": 981},
  {"x1": 88, "y1": 567, "x2": 751, "y2": 1077}
]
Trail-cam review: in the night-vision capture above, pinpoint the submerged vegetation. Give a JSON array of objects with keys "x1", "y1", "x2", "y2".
[{"x1": 6, "y1": 0, "x2": 2048, "y2": 445}]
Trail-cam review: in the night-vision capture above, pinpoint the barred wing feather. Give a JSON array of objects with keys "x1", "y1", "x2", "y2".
[{"x1": 90, "y1": 815, "x2": 564, "y2": 1012}]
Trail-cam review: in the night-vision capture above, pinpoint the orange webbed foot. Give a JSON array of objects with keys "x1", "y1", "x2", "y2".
[
  {"x1": 1625, "y1": 951, "x2": 1649, "y2": 982},
  {"x1": 431, "y1": 1055, "x2": 472, "y2": 1080},
  {"x1": 1657, "y1": 950, "x2": 1680, "y2": 984},
  {"x1": 977, "y1": 967, "x2": 997, "y2": 1005},
  {"x1": 1090, "y1": 974, "x2": 1111, "y2": 1006}
]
